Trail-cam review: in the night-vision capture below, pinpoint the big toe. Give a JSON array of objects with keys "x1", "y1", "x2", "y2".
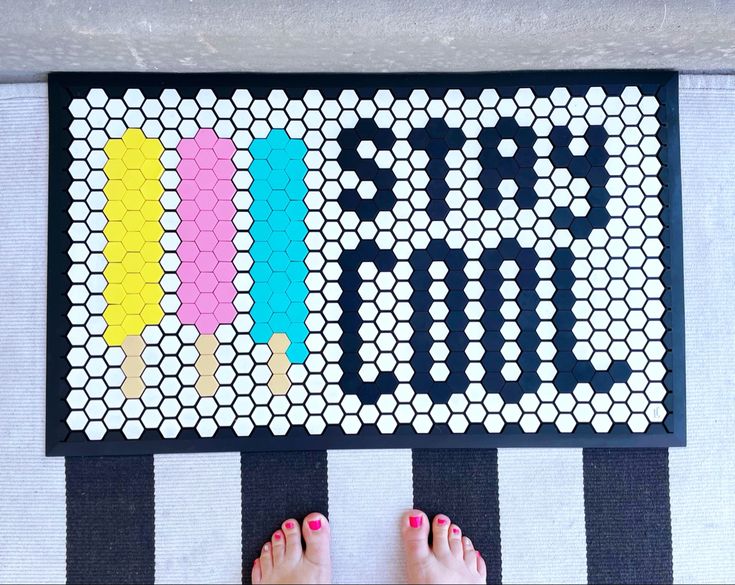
[
  {"x1": 401, "y1": 509, "x2": 432, "y2": 564},
  {"x1": 302, "y1": 512, "x2": 331, "y2": 566}
]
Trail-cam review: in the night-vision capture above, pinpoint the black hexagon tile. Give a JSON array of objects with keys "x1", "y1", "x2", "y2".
[{"x1": 46, "y1": 72, "x2": 685, "y2": 455}]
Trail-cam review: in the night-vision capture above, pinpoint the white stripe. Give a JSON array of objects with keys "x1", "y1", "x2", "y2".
[
  {"x1": 669, "y1": 75, "x2": 735, "y2": 584},
  {"x1": 0, "y1": 83, "x2": 67, "y2": 585},
  {"x1": 498, "y1": 449, "x2": 587, "y2": 584},
  {"x1": 154, "y1": 452, "x2": 242, "y2": 584},
  {"x1": 328, "y1": 449, "x2": 413, "y2": 584}
]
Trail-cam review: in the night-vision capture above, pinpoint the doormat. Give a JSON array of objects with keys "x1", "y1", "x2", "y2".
[{"x1": 46, "y1": 72, "x2": 685, "y2": 455}]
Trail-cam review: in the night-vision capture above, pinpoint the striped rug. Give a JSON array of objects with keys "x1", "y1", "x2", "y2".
[{"x1": 1, "y1": 76, "x2": 733, "y2": 584}]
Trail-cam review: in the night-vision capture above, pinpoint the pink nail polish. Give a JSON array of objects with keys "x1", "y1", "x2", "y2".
[
  {"x1": 437, "y1": 517, "x2": 448, "y2": 525},
  {"x1": 409, "y1": 515, "x2": 423, "y2": 528},
  {"x1": 452, "y1": 527, "x2": 460, "y2": 535},
  {"x1": 273, "y1": 532, "x2": 282, "y2": 541},
  {"x1": 477, "y1": 551, "x2": 481, "y2": 557},
  {"x1": 285, "y1": 521, "x2": 295, "y2": 530},
  {"x1": 308, "y1": 519, "x2": 322, "y2": 531}
]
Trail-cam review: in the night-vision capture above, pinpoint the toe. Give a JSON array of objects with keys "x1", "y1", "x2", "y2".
[
  {"x1": 431, "y1": 514, "x2": 451, "y2": 557},
  {"x1": 282, "y1": 518, "x2": 303, "y2": 560},
  {"x1": 302, "y1": 512, "x2": 331, "y2": 567},
  {"x1": 462, "y1": 536, "x2": 476, "y2": 567},
  {"x1": 401, "y1": 509, "x2": 432, "y2": 564},
  {"x1": 477, "y1": 551, "x2": 487, "y2": 579},
  {"x1": 448, "y1": 523, "x2": 463, "y2": 559},
  {"x1": 259, "y1": 542, "x2": 273, "y2": 578},
  {"x1": 271, "y1": 529, "x2": 286, "y2": 564},
  {"x1": 251, "y1": 558, "x2": 262, "y2": 584}
]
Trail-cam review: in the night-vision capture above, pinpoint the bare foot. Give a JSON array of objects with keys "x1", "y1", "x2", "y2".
[
  {"x1": 401, "y1": 509, "x2": 487, "y2": 584},
  {"x1": 251, "y1": 513, "x2": 331, "y2": 584}
]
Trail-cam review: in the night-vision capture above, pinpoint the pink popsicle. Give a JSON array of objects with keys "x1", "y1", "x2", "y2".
[{"x1": 175, "y1": 129, "x2": 237, "y2": 334}]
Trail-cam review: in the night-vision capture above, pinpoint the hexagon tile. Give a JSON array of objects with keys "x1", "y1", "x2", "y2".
[{"x1": 46, "y1": 72, "x2": 685, "y2": 455}]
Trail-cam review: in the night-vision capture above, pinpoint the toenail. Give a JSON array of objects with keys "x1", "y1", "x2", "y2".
[
  {"x1": 452, "y1": 527, "x2": 460, "y2": 534},
  {"x1": 477, "y1": 551, "x2": 482, "y2": 558},
  {"x1": 437, "y1": 517, "x2": 448, "y2": 525},
  {"x1": 263, "y1": 544, "x2": 269, "y2": 551},
  {"x1": 308, "y1": 519, "x2": 322, "y2": 531},
  {"x1": 273, "y1": 532, "x2": 282, "y2": 541},
  {"x1": 285, "y1": 521, "x2": 295, "y2": 530},
  {"x1": 409, "y1": 515, "x2": 423, "y2": 528}
]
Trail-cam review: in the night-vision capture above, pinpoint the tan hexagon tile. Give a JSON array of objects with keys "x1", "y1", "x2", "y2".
[
  {"x1": 121, "y1": 355, "x2": 145, "y2": 377},
  {"x1": 268, "y1": 373, "x2": 291, "y2": 395},
  {"x1": 195, "y1": 375, "x2": 218, "y2": 397},
  {"x1": 267, "y1": 353, "x2": 290, "y2": 376},
  {"x1": 268, "y1": 333, "x2": 290, "y2": 354},
  {"x1": 121, "y1": 377, "x2": 145, "y2": 399},
  {"x1": 195, "y1": 333, "x2": 218, "y2": 355},
  {"x1": 195, "y1": 354, "x2": 218, "y2": 376},
  {"x1": 121, "y1": 334, "x2": 145, "y2": 357}
]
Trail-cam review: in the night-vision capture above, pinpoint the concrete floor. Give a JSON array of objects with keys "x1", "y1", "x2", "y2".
[{"x1": 1, "y1": 0, "x2": 734, "y2": 82}]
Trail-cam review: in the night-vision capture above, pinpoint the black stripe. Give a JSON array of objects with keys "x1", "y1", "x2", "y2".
[
  {"x1": 584, "y1": 449, "x2": 673, "y2": 584},
  {"x1": 412, "y1": 449, "x2": 501, "y2": 584},
  {"x1": 241, "y1": 451, "x2": 328, "y2": 584},
  {"x1": 65, "y1": 456, "x2": 155, "y2": 585}
]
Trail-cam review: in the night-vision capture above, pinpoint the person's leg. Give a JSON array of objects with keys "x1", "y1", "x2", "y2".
[
  {"x1": 251, "y1": 513, "x2": 331, "y2": 585},
  {"x1": 401, "y1": 509, "x2": 487, "y2": 584}
]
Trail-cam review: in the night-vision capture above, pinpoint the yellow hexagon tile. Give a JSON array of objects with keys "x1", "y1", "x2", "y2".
[
  {"x1": 103, "y1": 200, "x2": 126, "y2": 222},
  {"x1": 103, "y1": 220, "x2": 126, "y2": 243},
  {"x1": 140, "y1": 243, "x2": 163, "y2": 264},
  {"x1": 104, "y1": 325, "x2": 126, "y2": 346},
  {"x1": 103, "y1": 263, "x2": 126, "y2": 284},
  {"x1": 140, "y1": 283, "x2": 164, "y2": 305},
  {"x1": 123, "y1": 293, "x2": 145, "y2": 315},
  {"x1": 141, "y1": 263, "x2": 163, "y2": 284},
  {"x1": 121, "y1": 273, "x2": 144, "y2": 294},
  {"x1": 103, "y1": 283, "x2": 126, "y2": 305},
  {"x1": 121, "y1": 128, "x2": 146, "y2": 148},
  {"x1": 141, "y1": 138, "x2": 163, "y2": 159},
  {"x1": 122, "y1": 210, "x2": 145, "y2": 232},
  {"x1": 122, "y1": 190, "x2": 145, "y2": 211},
  {"x1": 121, "y1": 252, "x2": 145, "y2": 273},
  {"x1": 103, "y1": 242, "x2": 126, "y2": 263},
  {"x1": 103, "y1": 158, "x2": 126, "y2": 180},
  {"x1": 103, "y1": 139, "x2": 126, "y2": 160},
  {"x1": 141, "y1": 159, "x2": 163, "y2": 180},
  {"x1": 121, "y1": 231, "x2": 144, "y2": 252},
  {"x1": 141, "y1": 180, "x2": 163, "y2": 200},
  {"x1": 140, "y1": 221, "x2": 163, "y2": 242},
  {"x1": 122, "y1": 313, "x2": 145, "y2": 334},
  {"x1": 140, "y1": 304, "x2": 163, "y2": 324},
  {"x1": 103, "y1": 180, "x2": 126, "y2": 201},
  {"x1": 140, "y1": 200, "x2": 163, "y2": 220},
  {"x1": 122, "y1": 169, "x2": 145, "y2": 190},
  {"x1": 122, "y1": 148, "x2": 145, "y2": 170},
  {"x1": 103, "y1": 304, "x2": 125, "y2": 326}
]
